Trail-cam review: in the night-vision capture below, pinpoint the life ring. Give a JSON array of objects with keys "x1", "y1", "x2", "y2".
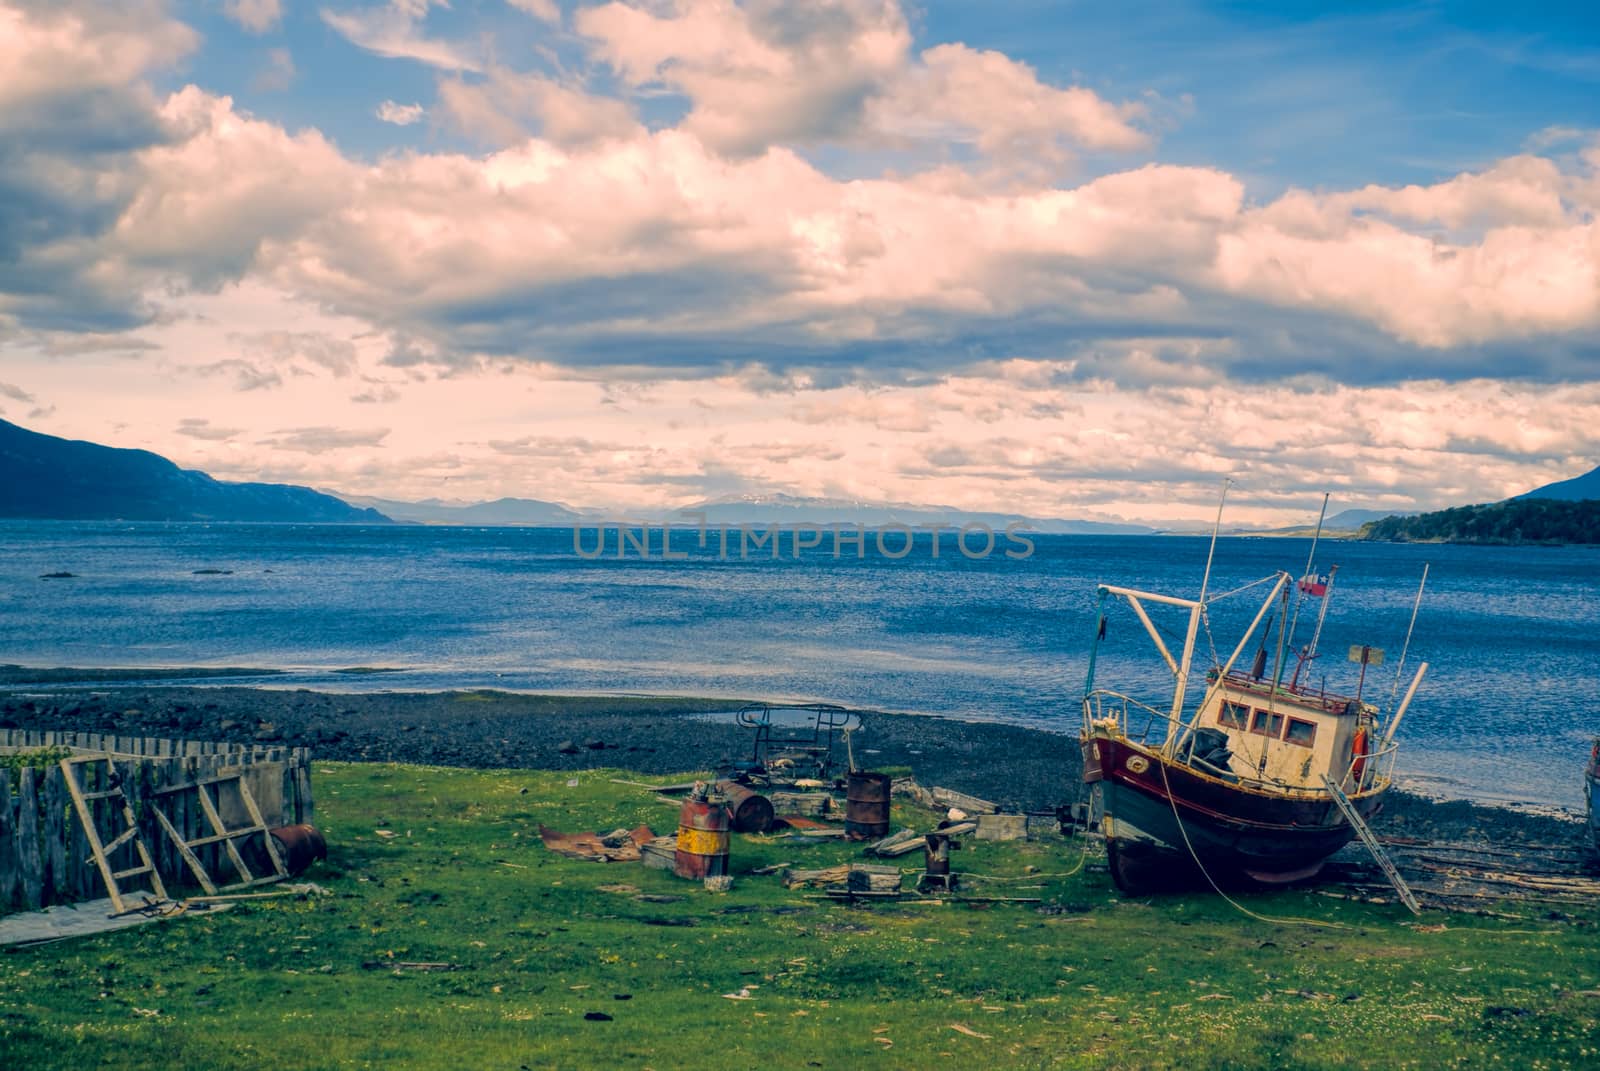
[{"x1": 1351, "y1": 726, "x2": 1370, "y2": 783}]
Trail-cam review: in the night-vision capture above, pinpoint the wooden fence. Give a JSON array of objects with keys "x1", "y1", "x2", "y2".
[{"x1": 0, "y1": 729, "x2": 314, "y2": 915}]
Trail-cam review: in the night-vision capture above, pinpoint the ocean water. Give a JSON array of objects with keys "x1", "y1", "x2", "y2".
[{"x1": 1, "y1": 521, "x2": 1596, "y2": 811}]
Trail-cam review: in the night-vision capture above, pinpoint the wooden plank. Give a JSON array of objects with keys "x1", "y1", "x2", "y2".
[
  {"x1": 150, "y1": 805, "x2": 218, "y2": 895},
  {"x1": 17, "y1": 767, "x2": 43, "y2": 909},
  {"x1": 59, "y1": 758, "x2": 125, "y2": 912},
  {"x1": 43, "y1": 765, "x2": 67, "y2": 904},
  {"x1": 194, "y1": 781, "x2": 256, "y2": 886},
  {"x1": 0, "y1": 772, "x2": 16, "y2": 910},
  {"x1": 233, "y1": 772, "x2": 287, "y2": 879},
  {"x1": 930, "y1": 786, "x2": 999, "y2": 815}
]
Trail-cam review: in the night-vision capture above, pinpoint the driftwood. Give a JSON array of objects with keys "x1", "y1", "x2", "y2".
[
  {"x1": 931, "y1": 787, "x2": 999, "y2": 815},
  {"x1": 865, "y1": 828, "x2": 923, "y2": 857},
  {"x1": 770, "y1": 792, "x2": 833, "y2": 818},
  {"x1": 781, "y1": 864, "x2": 902, "y2": 892}
]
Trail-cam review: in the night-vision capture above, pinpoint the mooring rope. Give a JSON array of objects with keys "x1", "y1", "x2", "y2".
[{"x1": 1156, "y1": 758, "x2": 1347, "y2": 929}]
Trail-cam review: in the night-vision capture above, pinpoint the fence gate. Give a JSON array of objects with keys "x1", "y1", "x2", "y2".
[
  {"x1": 59, "y1": 754, "x2": 168, "y2": 915},
  {"x1": 150, "y1": 771, "x2": 288, "y2": 894}
]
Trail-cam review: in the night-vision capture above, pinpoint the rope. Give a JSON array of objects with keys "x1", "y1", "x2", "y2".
[{"x1": 1155, "y1": 758, "x2": 1347, "y2": 929}]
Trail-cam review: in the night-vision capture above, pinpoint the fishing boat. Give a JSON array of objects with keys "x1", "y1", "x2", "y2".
[
  {"x1": 1586, "y1": 739, "x2": 1600, "y2": 857},
  {"x1": 1079, "y1": 496, "x2": 1429, "y2": 894}
]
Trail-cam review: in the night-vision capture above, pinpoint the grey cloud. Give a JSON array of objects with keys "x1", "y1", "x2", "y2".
[
  {"x1": 196, "y1": 359, "x2": 284, "y2": 392},
  {"x1": 235, "y1": 330, "x2": 359, "y2": 376},
  {"x1": 0, "y1": 382, "x2": 36, "y2": 403},
  {"x1": 176, "y1": 418, "x2": 243, "y2": 441},
  {"x1": 263, "y1": 426, "x2": 391, "y2": 454}
]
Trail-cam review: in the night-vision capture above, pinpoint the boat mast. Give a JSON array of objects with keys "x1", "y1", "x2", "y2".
[
  {"x1": 1279, "y1": 492, "x2": 1329, "y2": 689},
  {"x1": 1162, "y1": 480, "x2": 1228, "y2": 758},
  {"x1": 1388, "y1": 563, "x2": 1430, "y2": 708}
]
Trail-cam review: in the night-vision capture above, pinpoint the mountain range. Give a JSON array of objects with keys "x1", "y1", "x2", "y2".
[
  {"x1": 0, "y1": 419, "x2": 388, "y2": 524},
  {"x1": 3, "y1": 418, "x2": 1594, "y2": 530}
]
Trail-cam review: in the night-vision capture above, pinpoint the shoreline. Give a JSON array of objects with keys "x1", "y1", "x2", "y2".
[{"x1": 0, "y1": 678, "x2": 1588, "y2": 846}]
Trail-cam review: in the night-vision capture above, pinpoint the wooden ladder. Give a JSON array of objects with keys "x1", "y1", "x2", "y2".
[
  {"x1": 149, "y1": 770, "x2": 288, "y2": 895},
  {"x1": 1321, "y1": 774, "x2": 1421, "y2": 915},
  {"x1": 59, "y1": 754, "x2": 169, "y2": 915}
]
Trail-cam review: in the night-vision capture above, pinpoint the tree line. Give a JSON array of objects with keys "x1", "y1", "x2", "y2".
[{"x1": 1358, "y1": 498, "x2": 1600, "y2": 544}]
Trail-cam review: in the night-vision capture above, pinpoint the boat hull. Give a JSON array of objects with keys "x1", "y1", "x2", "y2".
[{"x1": 1086, "y1": 735, "x2": 1384, "y2": 893}]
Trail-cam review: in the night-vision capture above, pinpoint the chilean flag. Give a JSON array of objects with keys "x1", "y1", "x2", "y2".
[{"x1": 1298, "y1": 572, "x2": 1329, "y2": 597}]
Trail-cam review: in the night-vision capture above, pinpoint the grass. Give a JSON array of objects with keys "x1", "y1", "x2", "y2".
[{"x1": 3, "y1": 762, "x2": 1598, "y2": 1070}]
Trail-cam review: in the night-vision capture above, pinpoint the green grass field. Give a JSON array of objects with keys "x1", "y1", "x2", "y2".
[{"x1": 3, "y1": 762, "x2": 1597, "y2": 1070}]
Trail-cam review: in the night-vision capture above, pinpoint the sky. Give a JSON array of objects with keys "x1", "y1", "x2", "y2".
[{"x1": 1, "y1": 0, "x2": 1599, "y2": 526}]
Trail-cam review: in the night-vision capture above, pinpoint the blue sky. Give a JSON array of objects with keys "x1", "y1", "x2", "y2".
[{"x1": 1, "y1": 1, "x2": 1598, "y2": 524}]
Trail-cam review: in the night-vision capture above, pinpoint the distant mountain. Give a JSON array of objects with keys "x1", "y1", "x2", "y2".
[
  {"x1": 0, "y1": 419, "x2": 390, "y2": 524},
  {"x1": 1224, "y1": 507, "x2": 1414, "y2": 536},
  {"x1": 671, "y1": 493, "x2": 1155, "y2": 535},
  {"x1": 338, "y1": 495, "x2": 584, "y2": 526},
  {"x1": 1515, "y1": 464, "x2": 1600, "y2": 502},
  {"x1": 1358, "y1": 498, "x2": 1600, "y2": 545}
]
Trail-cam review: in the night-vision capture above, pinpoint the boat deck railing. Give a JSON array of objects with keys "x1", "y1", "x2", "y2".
[{"x1": 1082, "y1": 688, "x2": 1397, "y2": 798}]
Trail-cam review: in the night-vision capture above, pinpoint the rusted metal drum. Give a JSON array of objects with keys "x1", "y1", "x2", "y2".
[
  {"x1": 844, "y1": 770, "x2": 891, "y2": 841},
  {"x1": 924, "y1": 832, "x2": 952, "y2": 877},
  {"x1": 268, "y1": 824, "x2": 327, "y2": 876},
  {"x1": 714, "y1": 780, "x2": 775, "y2": 834},
  {"x1": 674, "y1": 796, "x2": 731, "y2": 879}
]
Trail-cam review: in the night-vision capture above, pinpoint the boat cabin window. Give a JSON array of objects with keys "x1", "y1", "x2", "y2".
[
  {"x1": 1218, "y1": 702, "x2": 1249, "y2": 730},
  {"x1": 1284, "y1": 717, "x2": 1317, "y2": 748},
  {"x1": 1249, "y1": 709, "x2": 1283, "y2": 738}
]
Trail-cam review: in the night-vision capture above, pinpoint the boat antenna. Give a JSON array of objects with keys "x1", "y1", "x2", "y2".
[
  {"x1": 1279, "y1": 492, "x2": 1329, "y2": 687},
  {"x1": 1388, "y1": 563, "x2": 1430, "y2": 708},
  {"x1": 1197, "y1": 478, "x2": 1231, "y2": 607}
]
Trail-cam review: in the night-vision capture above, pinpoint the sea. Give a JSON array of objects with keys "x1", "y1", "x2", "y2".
[{"x1": 2, "y1": 521, "x2": 1596, "y2": 812}]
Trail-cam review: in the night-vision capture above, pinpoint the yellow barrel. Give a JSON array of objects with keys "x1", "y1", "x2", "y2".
[{"x1": 674, "y1": 795, "x2": 731, "y2": 879}]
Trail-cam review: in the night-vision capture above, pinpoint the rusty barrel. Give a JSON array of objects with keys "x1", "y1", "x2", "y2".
[
  {"x1": 844, "y1": 770, "x2": 891, "y2": 841},
  {"x1": 924, "y1": 832, "x2": 952, "y2": 877},
  {"x1": 674, "y1": 796, "x2": 731, "y2": 879},
  {"x1": 269, "y1": 824, "x2": 327, "y2": 876},
  {"x1": 714, "y1": 780, "x2": 775, "y2": 834},
  {"x1": 245, "y1": 823, "x2": 327, "y2": 877}
]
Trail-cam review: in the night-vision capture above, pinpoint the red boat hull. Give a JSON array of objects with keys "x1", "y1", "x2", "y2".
[{"x1": 1085, "y1": 735, "x2": 1384, "y2": 893}]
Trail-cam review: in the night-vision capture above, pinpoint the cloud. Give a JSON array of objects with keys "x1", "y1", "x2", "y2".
[
  {"x1": 195, "y1": 359, "x2": 284, "y2": 392},
  {"x1": 233, "y1": 330, "x2": 361, "y2": 376},
  {"x1": 0, "y1": 1, "x2": 196, "y2": 329},
  {"x1": 350, "y1": 383, "x2": 402, "y2": 403},
  {"x1": 867, "y1": 43, "x2": 1149, "y2": 159},
  {"x1": 175, "y1": 417, "x2": 242, "y2": 440},
  {"x1": 263, "y1": 426, "x2": 391, "y2": 453},
  {"x1": 224, "y1": 0, "x2": 282, "y2": 34},
  {"x1": 575, "y1": 0, "x2": 1148, "y2": 160},
  {"x1": 0, "y1": 381, "x2": 36, "y2": 403},
  {"x1": 3, "y1": 0, "x2": 1600, "y2": 402},
  {"x1": 436, "y1": 69, "x2": 640, "y2": 148},
  {"x1": 576, "y1": 0, "x2": 911, "y2": 156},
  {"x1": 321, "y1": 1, "x2": 481, "y2": 72},
  {"x1": 254, "y1": 47, "x2": 296, "y2": 92},
  {"x1": 376, "y1": 100, "x2": 425, "y2": 125},
  {"x1": 507, "y1": 0, "x2": 560, "y2": 22}
]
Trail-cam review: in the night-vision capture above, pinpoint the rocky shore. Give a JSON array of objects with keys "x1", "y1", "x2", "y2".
[{"x1": 0, "y1": 679, "x2": 1585, "y2": 845}]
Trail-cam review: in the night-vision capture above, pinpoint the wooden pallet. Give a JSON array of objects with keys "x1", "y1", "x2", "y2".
[
  {"x1": 59, "y1": 754, "x2": 168, "y2": 915},
  {"x1": 149, "y1": 770, "x2": 288, "y2": 895}
]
